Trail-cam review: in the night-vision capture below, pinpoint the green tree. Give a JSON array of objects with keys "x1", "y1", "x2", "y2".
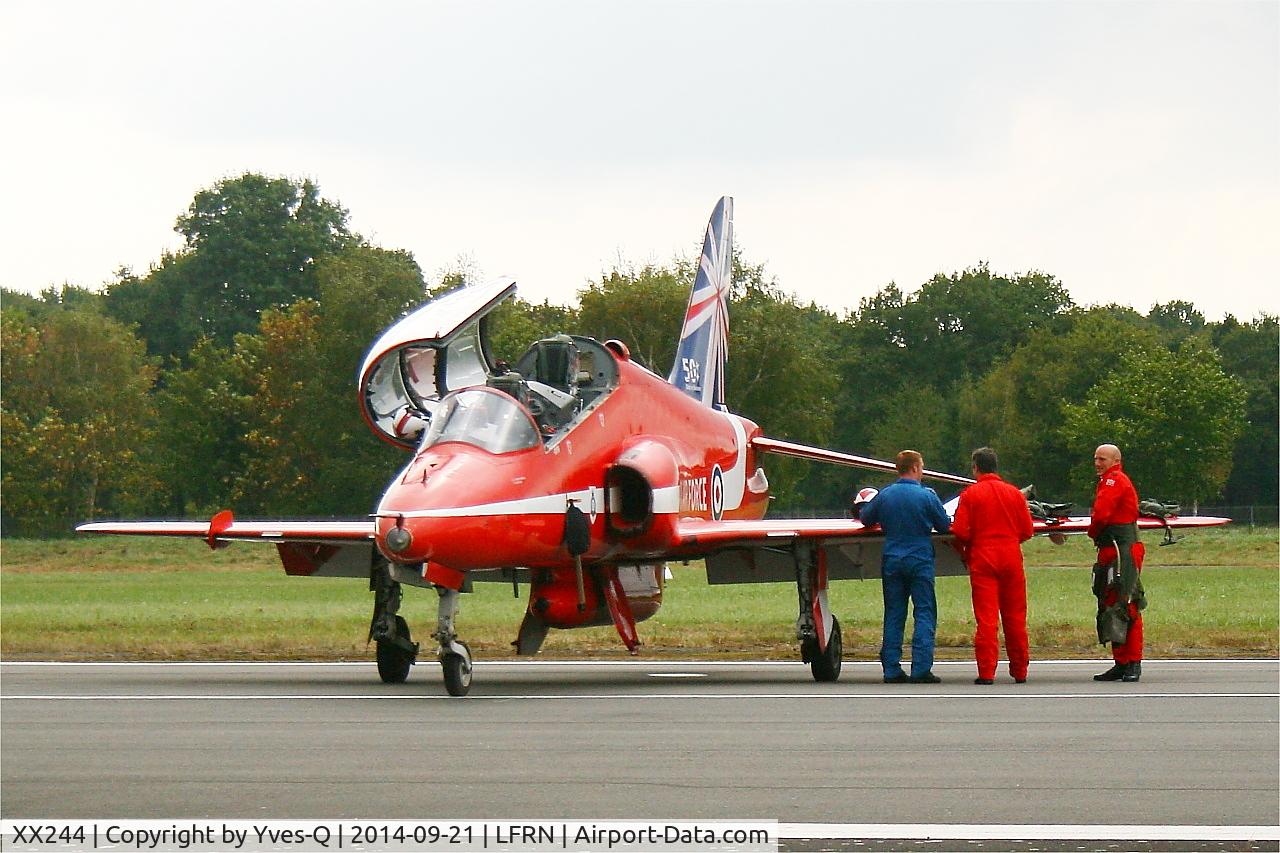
[
  {"x1": 866, "y1": 386, "x2": 954, "y2": 465},
  {"x1": 835, "y1": 265, "x2": 1073, "y2": 474},
  {"x1": 848, "y1": 264, "x2": 1072, "y2": 393},
  {"x1": 725, "y1": 265, "x2": 841, "y2": 508},
  {"x1": 230, "y1": 247, "x2": 427, "y2": 515},
  {"x1": 955, "y1": 307, "x2": 1161, "y2": 499},
  {"x1": 1061, "y1": 340, "x2": 1246, "y2": 504},
  {"x1": 576, "y1": 264, "x2": 689, "y2": 373},
  {"x1": 488, "y1": 297, "x2": 578, "y2": 364},
  {"x1": 0, "y1": 284, "x2": 103, "y2": 317},
  {"x1": 231, "y1": 300, "x2": 325, "y2": 514},
  {"x1": 176, "y1": 173, "x2": 354, "y2": 337},
  {"x1": 307, "y1": 247, "x2": 429, "y2": 511},
  {"x1": 1, "y1": 309, "x2": 161, "y2": 535},
  {"x1": 1147, "y1": 300, "x2": 1206, "y2": 342},
  {"x1": 1210, "y1": 314, "x2": 1279, "y2": 505},
  {"x1": 103, "y1": 257, "x2": 197, "y2": 361},
  {"x1": 104, "y1": 173, "x2": 354, "y2": 361},
  {"x1": 153, "y1": 337, "x2": 256, "y2": 515}
]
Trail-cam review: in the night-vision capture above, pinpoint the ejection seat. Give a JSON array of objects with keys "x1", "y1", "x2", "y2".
[
  {"x1": 531, "y1": 335, "x2": 578, "y2": 393},
  {"x1": 518, "y1": 336, "x2": 583, "y2": 433}
]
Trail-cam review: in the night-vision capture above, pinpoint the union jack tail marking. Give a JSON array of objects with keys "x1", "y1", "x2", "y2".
[{"x1": 669, "y1": 197, "x2": 733, "y2": 408}]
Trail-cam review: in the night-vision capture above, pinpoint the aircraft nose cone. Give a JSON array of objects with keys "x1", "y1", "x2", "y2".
[
  {"x1": 383, "y1": 524, "x2": 413, "y2": 554},
  {"x1": 376, "y1": 515, "x2": 434, "y2": 564},
  {"x1": 374, "y1": 445, "x2": 556, "y2": 570}
]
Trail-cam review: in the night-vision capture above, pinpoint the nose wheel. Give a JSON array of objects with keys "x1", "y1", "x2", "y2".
[
  {"x1": 435, "y1": 585, "x2": 473, "y2": 696},
  {"x1": 442, "y1": 641, "x2": 473, "y2": 696}
]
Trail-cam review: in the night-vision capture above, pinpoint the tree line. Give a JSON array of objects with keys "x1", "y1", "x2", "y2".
[{"x1": 3, "y1": 174, "x2": 1274, "y2": 536}]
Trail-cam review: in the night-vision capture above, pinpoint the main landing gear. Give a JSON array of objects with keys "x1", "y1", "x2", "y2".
[
  {"x1": 794, "y1": 543, "x2": 843, "y2": 683},
  {"x1": 369, "y1": 561, "x2": 474, "y2": 696},
  {"x1": 369, "y1": 562, "x2": 418, "y2": 683}
]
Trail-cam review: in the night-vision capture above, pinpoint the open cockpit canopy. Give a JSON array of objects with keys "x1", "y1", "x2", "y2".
[
  {"x1": 358, "y1": 278, "x2": 515, "y2": 450},
  {"x1": 359, "y1": 278, "x2": 623, "y2": 451}
]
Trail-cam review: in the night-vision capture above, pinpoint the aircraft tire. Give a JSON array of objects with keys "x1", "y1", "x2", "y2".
[
  {"x1": 442, "y1": 642, "x2": 473, "y2": 697},
  {"x1": 376, "y1": 615, "x2": 414, "y2": 684},
  {"x1": 809, "y1": 616, "x2": 842, "y2": 683}
]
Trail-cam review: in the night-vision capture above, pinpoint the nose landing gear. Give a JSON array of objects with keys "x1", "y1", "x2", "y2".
[
  {"x1": 369, "y1": 560, "x2": 476, "y2": 696},
  {"x1": 436, "y1": 586, "x2": 473, "y2": 697}
]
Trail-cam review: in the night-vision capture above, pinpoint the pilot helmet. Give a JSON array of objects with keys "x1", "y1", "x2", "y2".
[{"x1": 850, "y1": 487, "x2": 879, "y2": 520}]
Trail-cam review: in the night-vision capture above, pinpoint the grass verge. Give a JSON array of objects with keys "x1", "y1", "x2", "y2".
[{"x1": 1, "y1": 528, "x2": 1275, "y2": 661}]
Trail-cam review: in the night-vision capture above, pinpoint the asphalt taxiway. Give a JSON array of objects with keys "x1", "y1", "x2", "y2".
[{"x1": 2, "y1": 659, "x2": 1276, "y2": 844}]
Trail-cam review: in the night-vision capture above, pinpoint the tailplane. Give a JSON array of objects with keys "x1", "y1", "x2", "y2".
[{"x1": 669, "y1": 196, "x2": 733, "y2": 409}]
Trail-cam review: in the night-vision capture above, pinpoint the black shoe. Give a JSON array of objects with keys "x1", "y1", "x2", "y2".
[
  {"x1": 974, "y1": 678, "x2": 994, "y2": 685},
  {"x1": 1121, "y1": 661, "x2": 1142, "y2": 683},
  {"x1": 883, "y1": 673, "x2": 909, "y2": 684},
  {"x1": 910, "y1": 672, "x2": 942, "y2": 684},
  {"x1": 1014, "y1": 678, "x2": 1027, "y2": 684},
  {"x1": 1093, "y1": 664, "x2": 1125, "y2": 681}
]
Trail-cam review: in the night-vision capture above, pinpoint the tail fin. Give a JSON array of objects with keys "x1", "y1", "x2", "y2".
[{"x1": 669, "y1": 196, "x2": 733, "y2": 408}]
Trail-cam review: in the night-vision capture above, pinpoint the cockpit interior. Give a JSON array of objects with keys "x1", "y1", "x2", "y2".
[{"x1": 415, "y1": 334, "x2": 618, "y2": 454}]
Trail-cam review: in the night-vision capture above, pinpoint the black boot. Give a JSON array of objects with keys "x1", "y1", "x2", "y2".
[
  {"x1": 1093, "y1": 663, "x2": 1125, "y2": 681},
  {"x1": 1121, "y1": 661, "x2": 1142, "y2": 682}
]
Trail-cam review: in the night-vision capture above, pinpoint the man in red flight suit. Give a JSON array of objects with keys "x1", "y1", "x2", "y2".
[
  {"x1": 951, "y1": 447, "x2": 1035, "y2": 685},
  {"x1": 1088, "y1": 443, "x2": 1146, "y2": 683}
]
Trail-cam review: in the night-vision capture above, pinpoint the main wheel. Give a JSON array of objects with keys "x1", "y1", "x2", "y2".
[
  {"x1": 442, "y1": 642, "x2": 473, "y2": 697},
  {"x1": 376, "y1": 615, "x2": 414, "y2": 684},
  {"x1": 809, "y1": 616, "x2": 843, "y2": 683}
]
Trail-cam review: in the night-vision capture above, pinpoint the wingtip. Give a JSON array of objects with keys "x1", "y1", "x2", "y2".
[{"x1": 206, "y1": 509, "x2": 235, "y2": 550}]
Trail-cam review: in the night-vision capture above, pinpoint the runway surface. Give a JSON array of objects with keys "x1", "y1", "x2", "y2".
[{"x1": 2, "y1": 659, "x2": 1277, "y2": 846}]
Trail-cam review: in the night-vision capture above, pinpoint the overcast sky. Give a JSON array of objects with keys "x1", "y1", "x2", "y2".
[{"x1": 2, "y1": 0, "x2": 1277, "y2": 321}]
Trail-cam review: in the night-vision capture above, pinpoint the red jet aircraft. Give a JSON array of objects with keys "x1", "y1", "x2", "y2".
[{"x1": 79, "y1": 198, "x2": 1229, "y2": 695}]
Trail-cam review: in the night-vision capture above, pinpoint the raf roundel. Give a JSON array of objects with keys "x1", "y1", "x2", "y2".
[{"x1": 710, "y1": 465, "x2": 725, "y2": 521}]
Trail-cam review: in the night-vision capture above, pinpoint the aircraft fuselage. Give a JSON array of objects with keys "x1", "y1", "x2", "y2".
[{"x1": 372, "y1": 352, "x2": 767, "y2": 574}]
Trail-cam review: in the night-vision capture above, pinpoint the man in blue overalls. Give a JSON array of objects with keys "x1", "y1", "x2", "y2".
[{"x1": 859, "y1": 450, "x2": 952, "y2": 684}]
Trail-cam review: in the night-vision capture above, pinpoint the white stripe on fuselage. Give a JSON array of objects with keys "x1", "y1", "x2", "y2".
[
  {"x1": 718, "y1": 411, "x2": 747, "y2": 513},
  {"x1": 384, "y1": 413, "x2": 746, "y2": 520},
  {"x1": 389, "y1": 485, "x2": 682, "y2": 519}
]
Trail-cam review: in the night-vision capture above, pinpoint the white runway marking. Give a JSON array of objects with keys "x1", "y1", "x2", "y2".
[
  {"x1": 4, "y1": 691, "x2": 1276, "y2": 701},
  {"x1": 2, "y1": 658, "x2": 1275, "y2": 667},
  {"x1": 778, "y1": 823, "x2": 1280, "y2": 841},
  {"x1": 6, "y1": 661, "x2": 1273, "y2": 701}
]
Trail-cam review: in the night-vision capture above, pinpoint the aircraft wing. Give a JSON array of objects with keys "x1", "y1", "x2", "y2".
[
  {"x1": 752, "y1": 436, "x2": 975, "y2": 486},
  {"x1": 673, "y1": 510, "x2": 1230, "y2": 585},
  {"x1": 76, "y1": 512, "x2": 376, "y2": 578},
  {"x1": 672, "y1": 516, "x2": 968, "y2": 582},
  {"x1": 675, "y1": 517, "x2": 877, "y2": 550},
  {"x1": 1027, "y1": 515, "x2": 1232, "y2": 534}
]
